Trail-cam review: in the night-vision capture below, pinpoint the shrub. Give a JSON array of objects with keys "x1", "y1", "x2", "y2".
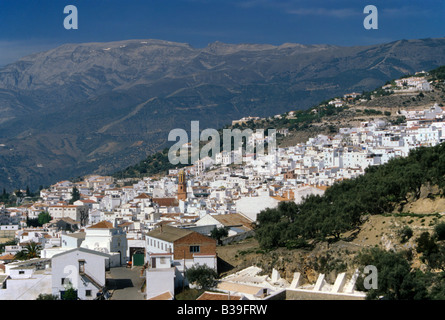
[
  {"x1": 399, "y1": 226, "x2": 413, "y2": 243},
  {"x1": 36, "y1": 294, "x2": 59, "y2": 300},
  {"x1": 185, "y1": 264, "x2": 218, "y2": 290},
  {"x1": 435, "y1": 222, "x2": 445, "y2": 241}
]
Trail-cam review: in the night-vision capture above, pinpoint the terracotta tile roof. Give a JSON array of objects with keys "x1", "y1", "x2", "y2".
[
  {"x1": 88, "y1": 221, "x2": 114, "y2": 229},
  {"x1": 161, "y1": 213, "x2": 182, "y2": 217},
  {"x1": 118, "y1": 222, "x2": 134, "y2": 227},
  {"x1": 197, "y1": 292, "x2": 242, "y2": 301},
  {"x1": 79, "y1": 200, "x2": 97, "y2": 204},
  {"x1": 152, "y1": 198, "x2": 178, "y2": 207},
  {"x1": 0, "y1": 254, "x2": 16, "y2": 261},
  {"x1": 148, "y1": 291, "x2": 173, "y2": 300},
  {"x1": 146, "y1": 225, "x2": 193, "y2": 243},
  {"x1": 50, "y1": 217, "x2": 79, "y2": 224},
  {"x1": 135, "y1": 193, "x2": 152, "y2": 199},
  {"x1": 271, "y1": 195, "x2": 293, "y2": 202},
  {"x1": 211, "y1": 213, "x2": 254, "y2": 230},
  {"x1": 49, "y1": 205, "x2": 78, "y2": 208}
]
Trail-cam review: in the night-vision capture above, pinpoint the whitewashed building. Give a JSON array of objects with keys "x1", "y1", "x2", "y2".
[{"x1": 51, "y1": 247, "x2": 110, "y2": 300}]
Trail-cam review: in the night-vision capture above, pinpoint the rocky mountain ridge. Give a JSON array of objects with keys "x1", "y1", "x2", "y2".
[{"x1": 2, "y1": 37, "x2": 445, "y2": 190}]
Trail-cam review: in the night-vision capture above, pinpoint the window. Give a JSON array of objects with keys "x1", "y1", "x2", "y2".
[
  {"x1": 85, "y1": 290, "x2": 92, "y2": 297},
  {"x1": 190, "y1": 246, "x2": 200, "y2": 253},
  {"x1": 79, "y1": 260, "x2": 85, "y2": 274},
  {"x1": 19, "y1": 271, "x2": 25, "y2": 275}
]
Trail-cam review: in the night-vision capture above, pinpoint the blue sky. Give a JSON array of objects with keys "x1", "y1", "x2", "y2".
[{"x1": 0, "y1": 0, "x2": 444, "y2": 65}]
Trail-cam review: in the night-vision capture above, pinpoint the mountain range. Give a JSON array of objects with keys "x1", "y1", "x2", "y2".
[{"x1": 2, "y1": 37, "x2": 445, "y2": 190}]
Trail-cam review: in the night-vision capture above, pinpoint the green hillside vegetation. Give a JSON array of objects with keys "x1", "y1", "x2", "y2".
[
  {"x1": 255, "y1": 142, "x2": 445, "y2": 249},
  {"x1": 113, "y1": 148, "x2": 188, "y2": 179},
  {"x1": 429, "y1": 65, "x2": 445, "y2": 81},
  {"x1": 352, "y1": 221, "x2": 445, "y2": 300},
  {"x1": 253, "y1": 142, "x2": 445, "y2": 300}
]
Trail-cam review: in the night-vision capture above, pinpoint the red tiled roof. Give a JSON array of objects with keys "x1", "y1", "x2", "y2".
[
  {"x1": 152, "y1": 198, "x2": 178, "y2": 207},
  {"x1": 0, "y1": 254, "x2": 16, "y2": 261},
  {"x1": 135, "y1": 193, "x2": 151, "y2": 199},
  {"x1": 148, "y1": 291, "x2": 173, "y2": 300},
  {"x1": 197, "y1": 292, "x2": 242, "y2": 301},
  {"x1": 88, "y1": 221, "x2": 114, "y2": 229}
]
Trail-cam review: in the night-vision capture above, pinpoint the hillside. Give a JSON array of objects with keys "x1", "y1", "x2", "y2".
[
  {"x1": 218, "y1": 209, "x2": 445, "y2": 287},
  {"x1": 114, "y1": 64, "x2": 445, "y2": 180},
  {"x1": 3, "y1": 38, "x2": 445, "y2": 190},
  {"x1": 213, "y1": 140, "x2": 445, "y2": 299}
]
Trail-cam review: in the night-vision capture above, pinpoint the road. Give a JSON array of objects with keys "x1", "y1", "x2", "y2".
[{"x1": 106, "y1": 266, "x2": 145, "y2": 300}]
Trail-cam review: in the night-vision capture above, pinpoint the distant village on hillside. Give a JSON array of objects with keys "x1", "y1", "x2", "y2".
[{"x1": 0, "y1": 73, "x2": 444, "y2": 300}]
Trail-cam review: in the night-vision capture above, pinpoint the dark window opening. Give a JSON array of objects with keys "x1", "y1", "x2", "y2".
[{"x1": 190, "y1": 246, "x2": 200, "y2": 253}]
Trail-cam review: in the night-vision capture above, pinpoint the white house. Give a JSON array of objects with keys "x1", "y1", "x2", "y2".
[
  {"x1": 145, "y1": 252, "x2": 175, "y2": 300},
  {"x1": 235, "y1": 189, "x2": 280, "y2": 221},
  {"x1": 195, "y1": 213, "x2": 254, "y2": 237},
  {"x1": 145, "y1": 225, "x2": 217, "y2": 288},
  {"x1": 0, "y1": 258, "x2": 52, "y2": 300},
  {"x1": 48, "y1": 205, "x2": 88, "y2": 225},
  {"x1": 80, "y1": 221, "x2": 127, "y2": 267},
  {"x1": 51, "y1": 247, "x2": 110, "y2": 300}
]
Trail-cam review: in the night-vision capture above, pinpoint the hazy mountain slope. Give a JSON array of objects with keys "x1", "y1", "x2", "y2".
[{"x1": 2, "y1": 38, "x2": 445, "y2": 190}]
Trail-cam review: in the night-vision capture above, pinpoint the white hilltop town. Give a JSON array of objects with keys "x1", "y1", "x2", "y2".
[{"x1": 1, "y1": 73, "x2": 445, "y2": 300}]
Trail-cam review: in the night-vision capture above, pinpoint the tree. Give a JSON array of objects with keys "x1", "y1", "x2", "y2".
[
  {"x1": 416, "y1": 232, "x2": 445, "y2": 271},
  {"x1": 36, "y1": 294, "x2": 59, "y2": 300},
  {"x1": 254, "y1": 142, "x2": 445, "y2": 249},
  {"x1": 62, "y1": 287, "x2": 78, "y2": 300},
  {"x1": 38, "y1": 211, "x2": 52, "y2": 226},
  {"x1": 435, "y1": 222, "x2": 445, "y2": 241},
  {"x1": 24, "y1": 242, "x2": 41, "y2": 259},
  {"x1": 398, "y1": 226, "x2": 413, "y2": 244},
  {"x1": 185, "y1": 264, "x2": 218, "y2": 290},
  {"x1": 210, "y1": 226, "x2": 229, "y2": 245},
  {"x1": 14, "y1": 189, "x2": 23, "y2": 205},
  {"x1": 416, "y1": 232, "x2": 438, "y2": 259},
  {"x1": 1, "y1": 188, "x2": 7, "y2": 200},
  {"x1": 355, "y1": 247, "x2": 428, "y2": 300},
  {"x1": 69, "y1": 187, "x2": 80, "y2": 204},
  {"x1": 15, "y1": 242, "x2": 41, "y2": 260},
  {"x1": 429, "y1": 273, "x2": 445, "y2": 299},
  {"x1": 26, "y1": 217, "x2": 40, "y2": 228}
]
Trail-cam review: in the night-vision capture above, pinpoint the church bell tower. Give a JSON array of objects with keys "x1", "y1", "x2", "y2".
[{"x1": 177, "y1": 169, "x2": 187, "y2": 201}]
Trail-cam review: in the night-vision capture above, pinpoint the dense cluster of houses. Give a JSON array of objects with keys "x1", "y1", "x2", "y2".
[{"x1": 0, "y1": 92, "x2": 444, "y2": 299}]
